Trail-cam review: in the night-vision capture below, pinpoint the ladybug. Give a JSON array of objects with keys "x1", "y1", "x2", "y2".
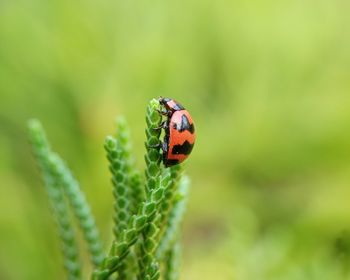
[{"x1": 156, "y1": 97, "x2": 196, "y2": 167}]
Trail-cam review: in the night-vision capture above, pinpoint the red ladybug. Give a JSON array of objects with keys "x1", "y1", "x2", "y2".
[{"x1": 157, "y1": 97, "x2": 196, "y2": 167}]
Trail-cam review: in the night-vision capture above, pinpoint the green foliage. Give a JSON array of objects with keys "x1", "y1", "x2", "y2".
[
  {"x1": 49, "y1": 154, "x2": 104, "y2": 267},
  {"x1": 144, "y1": 99, "x2": 162, "y2": 192},
  {"x1": 104, "y1": 136, "x2": 130, "y2": 240},
  {"x1": 158, "y1": 167, "x2": 181, "y2": 237},
  {"x1": 28, "y1": 120, "x2": 81, "y2": 280},
  {"x1": 29, "y1": 99, "x2": 190, "y2": 280},
  {"x1": 3, "y1": 1, "x2": 350, "y2": 279},
  {"x1": 157, "y1": 176, "x2": 190, "y2": 261},
  {"x1": 104, "y1": 134, "x2": 132, "y2": 279},
  {"x1": 129, "y1": 171, "x2": 145, "y2": 215}
]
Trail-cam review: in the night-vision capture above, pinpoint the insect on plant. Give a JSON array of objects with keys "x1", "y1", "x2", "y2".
[
  {"x1": 156, "y1": 97, "x2": 196, "y2": 167},
  {"x1": 28, "y1": 97, "x2": 195, "y2": 280}
]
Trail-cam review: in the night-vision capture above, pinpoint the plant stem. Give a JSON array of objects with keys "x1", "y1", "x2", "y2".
[
  {"x1": 49, "y1": 153, "x2": 104, "y2": 268},
  {"x1": 138, "y1": 98, "x2": 164, "y2": 279},
  {"x1": 104, "y1": 135, "x2": 131, "y2": 279},
  {"x1": 105, "y1": 136, "x2": 131, "y2": 240},
  {"x1": 28, "y1": 119, "x2": 81, "y2": 280},
  {"x1": 158, "y1": 166, "x2": 181, "y2": 238},
  {"x1": 156, "y1": 176, "x2": 190, "y2": 261},
  {"x1": 91, "y1": 180, "x2": 166, "y2": 280},
  {"x1": 144, "y1": 98, "x2": 162, "y2": 192}
]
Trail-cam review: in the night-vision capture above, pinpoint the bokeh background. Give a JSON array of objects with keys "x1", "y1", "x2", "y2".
[{"x1": 1, "y1": 0, "x2": 350, "y2": 279}]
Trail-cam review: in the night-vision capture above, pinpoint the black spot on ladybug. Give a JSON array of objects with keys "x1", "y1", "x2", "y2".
[
  {"x1": 171, "y1": 140, "x2": 194, "y2": 155},
  {"x1": 164, "y1": 159, "x2": 180, "y2": 167},
  {"x1": 175, "y1": 115, "x2": 195, "y2": 133}
]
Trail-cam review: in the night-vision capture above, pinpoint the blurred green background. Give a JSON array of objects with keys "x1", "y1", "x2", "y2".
[{"x1": 1, "y1": 0, "x2": 350, "y2": 279}]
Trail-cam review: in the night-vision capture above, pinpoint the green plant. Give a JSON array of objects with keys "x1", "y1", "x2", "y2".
[{"x1": 28, "y1": 98, "x2": 190, "y2": 280}]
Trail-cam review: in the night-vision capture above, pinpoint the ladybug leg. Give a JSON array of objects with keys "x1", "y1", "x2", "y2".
[
  {"x1": 162, "y1": 140, "x2": 168, "y2": 154},
  {"x1": 156, "y1": 108, "x2": 173, "y2": 117},
  {"x1": 161, "y1": 136, "x2": 169, "y2": 166},
  {"x1": 153, "y1": 121, "x2": 168, "y2": 131},
  {"x1": 156, "y1": 108, "x2": 168, "y2": 115}
]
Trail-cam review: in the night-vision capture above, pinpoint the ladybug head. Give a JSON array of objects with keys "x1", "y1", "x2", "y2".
[
  {"x1": 159, "y1": 97, "x2": 171, "y2": 106},
  {"x1": 159, "y1": 97, "x2": 185, "y2": 111}
]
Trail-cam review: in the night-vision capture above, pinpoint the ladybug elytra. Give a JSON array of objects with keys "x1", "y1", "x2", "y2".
[{"x1": 157, "y1": 97, "x2": 196, "y2": 167}]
